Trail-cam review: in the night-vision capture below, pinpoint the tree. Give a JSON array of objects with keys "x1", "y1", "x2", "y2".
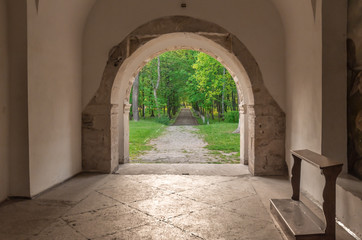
[
  {"x1": 151, "y1": 56, "x2": 161, "y2": 117},
  {"x1": 130, "y1": 50, "x2": 238, "y2": 122},
  {"x1": 132, "y1": 73, "x2": 140, "y2": 121}
]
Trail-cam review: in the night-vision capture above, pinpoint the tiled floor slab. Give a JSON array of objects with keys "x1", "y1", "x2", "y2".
[
  {"x1": 30, "y1": 219, "x2": 86, "y2": 240},
  {"x1": 96, "y1": 221, "x2": 201, "y2": 240},
  {"x1": 129, "y1": 193, "x2": 210, "y2": 220},
  {"x1": 117, "y1": 163, "x2": 250, "y2": 176},
  {"x1": 62, "y1": 205, "x2": 154, "y2": 239},
  {"x1": 0, "y1": 167, "x2": 356, "y2": 240},
  {"x1": 0, "y1": 199, "x2": 73, "y2": 236},
  {"x1": 133, "y1": 174, "x2": 238, "y2": 193},
  {"x1": 38, "y1": 173, "x2": 110, "y2": 202},
  {"x1": 169, "y1": 206, "x2": 283, "y2": 240},
  {"x1": 97, "y1": 183, "x2": 172, "y2": 204},
  {"x1": 220, "y1": 194, "x2": 274, "y2": 222},
  {"x1": 64, "y1": 191, "x2": 121, "y2": 217},
  {"x1": 178, "y1": 177, "x2": 256, "y2": 205}
]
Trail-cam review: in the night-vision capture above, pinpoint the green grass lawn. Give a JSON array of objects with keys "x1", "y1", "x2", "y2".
[
  {"x1": 196, "y1": 122, "x2": 240, "y2": 163},
  {"x1": 129, "y1": 119, "x2": 166, "y2": 158}
]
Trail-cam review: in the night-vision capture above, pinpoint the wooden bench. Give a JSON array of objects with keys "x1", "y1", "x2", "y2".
[{"x1": 270, "y1": 149, "x2": 343, "y2": 240}]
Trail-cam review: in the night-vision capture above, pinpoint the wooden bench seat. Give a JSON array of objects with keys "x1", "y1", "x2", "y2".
[{"x1": 270, "y1": 150, "x2": 343, "y2": 240}]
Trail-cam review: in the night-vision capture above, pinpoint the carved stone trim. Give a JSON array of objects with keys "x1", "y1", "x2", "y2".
[
  {"x1": 123, "y1": 103, "x2": 131, "y2": 114},
  {"x1": 82, "y1": 16, "x2": 286, "y2": 175}
]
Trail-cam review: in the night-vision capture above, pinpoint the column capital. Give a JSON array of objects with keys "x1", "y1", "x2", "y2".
[
  {"x1": 123, "y1": 103, "x2": 131, "y2": 113},
  {"x1": 239, "y1": 104, "x2": 247, "y2": 114}
]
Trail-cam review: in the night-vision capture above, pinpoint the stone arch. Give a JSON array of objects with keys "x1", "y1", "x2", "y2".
[{"x1": 82, "y1": 16, "x2": 287, "y2": 176}]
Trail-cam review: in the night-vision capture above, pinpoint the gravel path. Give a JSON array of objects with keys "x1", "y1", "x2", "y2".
[
  {"x1": 132, "y1": 126, "x2": 218, "y2": 163},
  {"x1": 173, "y1": 108, "x2": 198, "y2": 125},
  {"x1": 132, "y1": 108, "x2": 239, "y2": 163}
]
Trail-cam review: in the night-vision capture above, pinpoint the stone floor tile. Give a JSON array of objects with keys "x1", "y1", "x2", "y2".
[
  {"x1": 96, "y1": 221, "x2": 201, "y2": 240},
  {"x1": 0, "y1": 199, "x2": 73, "y2": 236},
  {"x1": 0, "y1": 233, "x2": 31, "y2": 240},
  {"x1": 170, "y1": 206, "x2": 283, "y2": 240},
  {"x1": 96, "y1": 174, "x2": 145, "y2": 190},
  {"x1": 64, "y1": 191, "x2": 121, "y2": 217},
  {"x1": 117, "y1": 163, "x2": 250, "y2": 176},
  {"x1": 249, "y1": 176, "x2": 291, "y2": 210},
  {"x1": 62, "y1": 204, "x2": 153, "y2": 239},
  {"x1": 139, "y1": 175, "x2": 238, "y2": 193},
  {"x1": 30, "y1": 219, "x2": 86, "y2": 240},
  {"x1": 129, "y1": 193, "x2": 210, "y2": 220},
  {"x1": 38, "y1": 173, "x2": 110, "y2": 202},
  {"x1": 97, "y1": 183, "x2": 171, "y2": 204},
  {"x1": 221, "y1": 194, "x2": 273, "y2": 222},
  {"x1": 0, "y1": 173, "x2": 356, "y2": 240},
  {"x1": 179, "y1": 178, "x2": 256, "y2": 205}
]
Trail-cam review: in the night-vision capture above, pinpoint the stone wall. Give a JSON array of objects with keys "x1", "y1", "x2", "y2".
[{"x1": 82, "y1": 16, "x2": 287, "y2": 176}]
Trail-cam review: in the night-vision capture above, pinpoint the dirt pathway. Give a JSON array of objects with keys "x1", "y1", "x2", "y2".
[
  {"x1": 132, "y1": 109, "x2": 224, "y2": 163},
  {"x1": 173, "y1": 108, "x2": 198, "y2": 125},
  {"x1": 132, "y1": 125, "x2": 218, "y2": 163}
]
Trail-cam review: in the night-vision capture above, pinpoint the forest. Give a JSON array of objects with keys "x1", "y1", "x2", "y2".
[{"x1": 130, "y1": 50, "x2": 239, "y2": 123}]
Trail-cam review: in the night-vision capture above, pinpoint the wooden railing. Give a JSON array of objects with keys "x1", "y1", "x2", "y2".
[{"x1": 270, "y1": 149, "x2": 343, "y2": 240}]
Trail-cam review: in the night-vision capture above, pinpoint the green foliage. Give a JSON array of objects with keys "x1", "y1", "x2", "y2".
[
  {"x1": 155, "y1": 115, "x2": 171, "y2": 125},
  {"x1": 129, "y1": 119, "x2": 166, "y2": 158},
  {"x1": 224, "y1": 111, "x2": 239, "y2": 123},
  {"x1": 131, "y1": 50, "x2": 239, "y2": 122}
]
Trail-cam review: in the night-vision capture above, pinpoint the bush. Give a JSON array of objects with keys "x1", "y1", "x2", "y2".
[
  {"x1": 156, "y1": 115, "x2": 170, "y2": 125},
  {"x1": 224, "y1": 111, "x2": 239, "y2": 123}
]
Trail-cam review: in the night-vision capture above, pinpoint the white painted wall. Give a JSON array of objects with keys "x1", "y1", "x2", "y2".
[
  {"x1": 273, "y1": 0, "x2": 348, "y2": 204},
  {"x1": 0, "y1": 0, "x2": 9, "y2": 202},
  {"x1": 82, "y1": 0, "x2": 286, "y2": 112},
  {"x1": 272, "y1": 0, "x2": 324, "y2": 202},
  {"x1": 27, "y1": 0, "x2": 96, "y2": 196}
]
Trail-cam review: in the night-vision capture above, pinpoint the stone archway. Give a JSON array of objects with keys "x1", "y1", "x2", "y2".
[{"x1": 82, "y1": 16, "x2": 287, "y2": 176}]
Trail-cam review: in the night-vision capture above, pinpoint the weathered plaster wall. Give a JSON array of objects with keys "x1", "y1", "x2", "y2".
[
  {"x1": 272, "y1": 0, "x2": 324, "y2": 202},
  {"x1": 0, "y1": 0, "x2": 9, "y2": 202},
  {"x1": 82, "y1": 0, "x2": 286, "y2": 112},
  {"x1": 347, "y1": 0, "x2": 362, "y2": 179},
  {"x1": 27, "y1": 0, "x2": 96, "y2": 196},
  {"x1": 274, "y1": 0, "x2": 349, "y2": 229}
]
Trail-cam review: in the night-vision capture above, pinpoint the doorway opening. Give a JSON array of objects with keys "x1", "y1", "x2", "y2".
[
  {"x1": 82, "y1": 16, "x2": 287, "y2": 176},
  {"x1": 127, "y1": 50, "x2": 243, "y2": 165}
]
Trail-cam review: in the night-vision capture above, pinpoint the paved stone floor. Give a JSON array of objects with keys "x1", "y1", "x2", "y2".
[{"x1": 0, "y1": 165, "x2": 355, "y2": 240}]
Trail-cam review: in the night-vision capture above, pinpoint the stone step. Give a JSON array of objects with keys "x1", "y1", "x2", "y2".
[{"x1": 270, "y1": 199, "x2": 325, "y2": 240}]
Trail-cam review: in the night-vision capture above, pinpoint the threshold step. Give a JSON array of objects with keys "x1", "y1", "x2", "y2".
[{"x1": 270, "y1": 199, "x2": 325, "y2": 240}]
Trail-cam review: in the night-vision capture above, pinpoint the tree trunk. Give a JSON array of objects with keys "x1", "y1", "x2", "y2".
[
  {"x1": 232, "y1": 91, "x2": 236, "y2": 111},
  {"x1": 152, "y1": 56, "x2": 161, "y2": 118},
  {"x1": 233, "y1": 94, "x2": 242, "y2": 134},
  {"x1": 142, "y1": 104, "x2": 145, "y2": 118},
  {"x1": 211, "y1": 104, "x2": 214, "y2": 120},
  {"x1": 222, "y1": 68, "x2": 226, "y2": 116},
  {"x1": 167, "y1": 97, "x2": 172, "y2": 119},
  {"x1": 132, "y1": 73, "x2": 140, "y2": 121}
]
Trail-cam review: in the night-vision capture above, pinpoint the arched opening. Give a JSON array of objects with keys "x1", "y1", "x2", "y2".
[
  {"x1": 122, "y1": 49, "x2": 246, "y2": 165},
  {"x1": 82, "y1": 16, "x2": 287, "y2": 176}
]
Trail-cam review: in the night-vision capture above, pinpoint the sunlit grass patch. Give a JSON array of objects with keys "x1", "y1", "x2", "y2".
[
  {"x1": 196, "y1": 122, "x2": 240, "y2": 163},
  {"x1": 129, "y1": 119, "x2": 166, "y2": 159}
]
